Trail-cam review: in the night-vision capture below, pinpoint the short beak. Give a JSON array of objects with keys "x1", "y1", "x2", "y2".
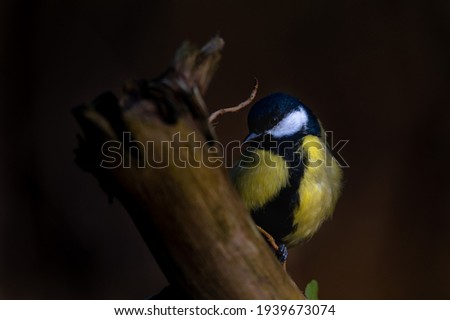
[{"x1": 243, "y1": 132, "x2": 261, "y2": 143}]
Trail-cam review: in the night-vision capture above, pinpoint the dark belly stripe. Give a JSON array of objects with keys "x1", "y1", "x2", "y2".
[{"x1": 251, "y1": 150, "x2": 304, "y2": 244}]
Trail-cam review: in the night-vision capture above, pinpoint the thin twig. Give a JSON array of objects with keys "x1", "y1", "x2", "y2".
[
  {"x1": 256, "y1": 225, "x2": 287, "y2": 271},
  {"x1": 208, "y1": 78, "x2": 259, "y2": 125}
]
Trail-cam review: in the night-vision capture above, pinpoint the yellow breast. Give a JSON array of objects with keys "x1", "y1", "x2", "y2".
[
  {"x1": 231, "y1": 149, "x2": 290, "y2": 210},
  {"x1": 231, "y1": 135, "x2": 342, "y2": 248},
  {"x1": 283, "y1": 135, "x2": 342, "y2": 246}
]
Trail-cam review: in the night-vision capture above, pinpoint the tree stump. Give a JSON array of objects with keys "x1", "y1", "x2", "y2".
[{"x1": 73, "y1": 36, "x2": 305, "y2": 299}]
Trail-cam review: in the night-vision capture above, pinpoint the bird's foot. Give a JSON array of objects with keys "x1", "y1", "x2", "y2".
[{"x1": 276, "y1": 244, "x2": 288, "y2": 263}]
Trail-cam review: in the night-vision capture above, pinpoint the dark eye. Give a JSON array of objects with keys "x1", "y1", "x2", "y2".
[{"x1": 270, "y1": 116, "x2": 278, "y2": 126}]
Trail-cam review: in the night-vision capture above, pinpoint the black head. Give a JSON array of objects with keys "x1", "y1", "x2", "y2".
[{"x1": 246, "y1": 93, "x2": 321, "y2": 143}]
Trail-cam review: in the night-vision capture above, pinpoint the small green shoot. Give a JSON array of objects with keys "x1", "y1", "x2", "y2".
[{"x1": 305, "y1": 279, "x2": 319, "y2": 300}]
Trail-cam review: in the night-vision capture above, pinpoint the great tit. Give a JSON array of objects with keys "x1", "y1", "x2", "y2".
[{"x1": 231, "y1": 93, "x2": 342, "y2": 261}]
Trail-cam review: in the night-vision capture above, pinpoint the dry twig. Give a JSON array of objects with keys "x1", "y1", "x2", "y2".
[{"x1": 208, "y1": 78, "x2": 259, "y2": 125}]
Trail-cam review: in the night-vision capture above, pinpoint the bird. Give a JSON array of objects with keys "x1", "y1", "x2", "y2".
[{"x1": 231, "y1": 92, "x2": 342, "y2": 262}]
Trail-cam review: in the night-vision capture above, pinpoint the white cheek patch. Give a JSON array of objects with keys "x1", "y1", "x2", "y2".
[{"x1": 269, "y1": 108, "x2": 308, "y2": 138}]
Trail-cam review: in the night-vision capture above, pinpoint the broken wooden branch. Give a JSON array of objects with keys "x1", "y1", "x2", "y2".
[{"x1": 73, "y1": 36, "x2": 304, "y2": 299}]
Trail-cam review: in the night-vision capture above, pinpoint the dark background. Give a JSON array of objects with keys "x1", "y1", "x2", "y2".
[{"x1": 1, "y1": 0, "x2": 449, "y2": 299}]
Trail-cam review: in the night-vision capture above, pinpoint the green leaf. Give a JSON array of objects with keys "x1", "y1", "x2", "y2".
[{"x1": 305, "y1": 279, "x2": 319, "y2": 300}]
